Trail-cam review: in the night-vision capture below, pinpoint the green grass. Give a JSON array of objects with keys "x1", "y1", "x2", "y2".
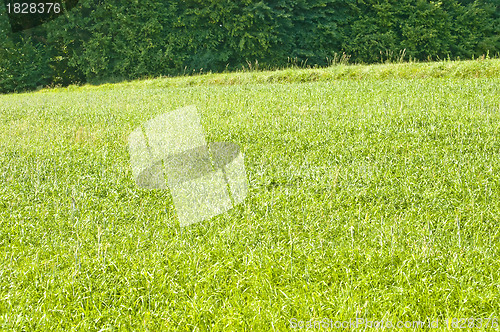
[
  {"x1": 48, "y1": 57, "x2": 500, "y2": 92},
  {"x1": 1, "y1": 60, "x2": 500, "y2": 330}
]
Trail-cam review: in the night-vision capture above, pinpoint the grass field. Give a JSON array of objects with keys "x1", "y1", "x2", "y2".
[{"x1": 1, "y1": 59, "x2": 500, "y2": 330}]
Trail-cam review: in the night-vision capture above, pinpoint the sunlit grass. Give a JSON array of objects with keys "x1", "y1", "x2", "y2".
[
  {"x1": 1, "y1": 65, "x2": 500, "y2": 330},
  {"x1": 39, "y1": 57, "x2": 500, "y2": 92}
]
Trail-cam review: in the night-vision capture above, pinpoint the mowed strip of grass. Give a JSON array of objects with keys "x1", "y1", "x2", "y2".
[{"x1": 0, "y1": 75, "x2": 500, "y2": 330}]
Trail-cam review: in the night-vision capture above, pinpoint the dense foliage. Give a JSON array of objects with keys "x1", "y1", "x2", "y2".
[{"x1": 1, "y1": 0, "x2": 499, "y2": 93}]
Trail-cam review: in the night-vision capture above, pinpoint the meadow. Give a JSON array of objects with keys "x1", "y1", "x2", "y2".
[{"x1": 1, "y1": 59, "x2": 500, "y2": 330}]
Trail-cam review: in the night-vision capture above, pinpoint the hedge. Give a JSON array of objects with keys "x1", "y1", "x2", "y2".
[{"x1": 0, "y1": 0, "x2": 499, "y2": 93}]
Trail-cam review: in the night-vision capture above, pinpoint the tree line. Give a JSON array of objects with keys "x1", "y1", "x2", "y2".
[{"x1": 0, "y1": 0, "x2": 498, "y2": 93}]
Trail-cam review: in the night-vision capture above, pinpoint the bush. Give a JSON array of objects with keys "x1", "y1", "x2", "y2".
[{"x1": 0, "y1": 0, "x2": 498, "y2": 93}]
